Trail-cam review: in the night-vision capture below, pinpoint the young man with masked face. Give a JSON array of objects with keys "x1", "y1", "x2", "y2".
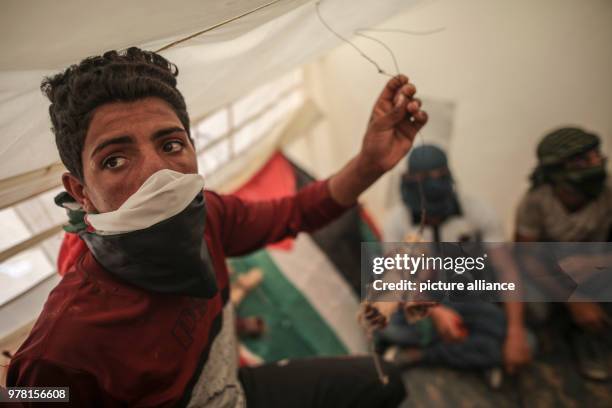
[
  {"x1": 6, "y1": 48, "x2": 429, "y2": 407},
  {"x1": 515, "y1": 127, "x2": 612, "y2": 381},
  {"x1": 380, "y1": 145, "x2": 533, "y2": 384}
]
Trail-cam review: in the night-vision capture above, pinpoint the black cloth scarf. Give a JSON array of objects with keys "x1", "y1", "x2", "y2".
[{"x1": 80, "y1": 192, "x2": 218, "y2": 298}]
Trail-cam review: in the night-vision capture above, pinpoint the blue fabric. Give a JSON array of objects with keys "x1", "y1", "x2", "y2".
[
  {"x1": 401, "y1": 144, "x2": 460, "y2": 221},
  {"x1": 377, "y1": 302, "x2": 507, "y2": 368},
  {"x1": 407, "y1": 145, "x2": 448, "y2": 173},
  {"x1": 400, "y1": 176, "x2": 458, "y2": 220}
]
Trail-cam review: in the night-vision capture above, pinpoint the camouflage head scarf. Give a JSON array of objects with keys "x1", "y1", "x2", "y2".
[{"x1": 531, "y1": 127, "x2": 607, "y2": 199}]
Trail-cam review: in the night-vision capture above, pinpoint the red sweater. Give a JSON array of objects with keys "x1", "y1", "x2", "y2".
[{"x1": 7, "y1": 180, "x2": 350, "y2": 407}]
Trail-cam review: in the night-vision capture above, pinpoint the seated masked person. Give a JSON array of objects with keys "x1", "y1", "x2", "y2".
[
  {"x1": 6, "y1": 48, "x2": 429, "y2": 407},
  {"x1": 515, "y1": 127, "x2": 612, "y2": 381},
  {"x1": 378, "y1": 144, "x2": 533, "y2": 382}
]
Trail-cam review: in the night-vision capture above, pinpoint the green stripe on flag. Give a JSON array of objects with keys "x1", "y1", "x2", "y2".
[{"x1": 230, "y1": 249, "x2": 348, "y2": 362}]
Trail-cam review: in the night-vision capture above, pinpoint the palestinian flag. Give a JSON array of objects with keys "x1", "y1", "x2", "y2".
[{"x1": 229, "y1": 152, "x2": 380, "y2": 363}]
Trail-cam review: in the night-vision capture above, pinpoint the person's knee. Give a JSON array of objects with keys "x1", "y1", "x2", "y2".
[
  {"x1": 339, "y1": 357, "x2": 406, "y2": 408},
  {"x1": 425, "y1": 336, "x2": 502, "y2": 368}
]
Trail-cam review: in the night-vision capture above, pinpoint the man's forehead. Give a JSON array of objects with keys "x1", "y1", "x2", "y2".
[
  {"x1": 90, "y1": 98, "x2": 178, "y2": 130},
  {"x1": 85, "y1": 98, "x2": 182, "y2": 146}
]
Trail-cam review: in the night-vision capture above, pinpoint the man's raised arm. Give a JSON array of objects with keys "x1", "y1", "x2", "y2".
[{"x1": 214, "y1": 75, "x2": 427, "y2": 257}]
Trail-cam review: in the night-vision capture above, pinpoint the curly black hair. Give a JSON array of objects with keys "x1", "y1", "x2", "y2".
[{"x1": 41, "y1": 47, "x2": 191, "y2": 181}]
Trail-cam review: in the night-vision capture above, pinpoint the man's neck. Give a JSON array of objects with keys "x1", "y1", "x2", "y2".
[
  {"x1": 425, "y1": 216, "x2": 445, "y2": 227},
  {"x1": 553, "y1": 185, "x2": 589, "y2": 213}
]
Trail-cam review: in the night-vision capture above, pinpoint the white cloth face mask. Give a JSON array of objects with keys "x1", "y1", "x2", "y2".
[{"x1": 86, "y1": 169, "x2": 205, "y2": 235}]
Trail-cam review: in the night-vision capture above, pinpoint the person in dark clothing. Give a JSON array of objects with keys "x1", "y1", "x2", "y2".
[
  {"x1": 379, "y1": 145, "x2": 532, "y2": 387},
  {"x1": 516, "y1": 127, "x2": 612, "y2": 381}
]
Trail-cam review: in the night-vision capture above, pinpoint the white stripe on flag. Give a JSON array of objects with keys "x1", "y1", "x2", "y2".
[{"x1": 268, "y1": 234, "x2": 368, "y2": 354}]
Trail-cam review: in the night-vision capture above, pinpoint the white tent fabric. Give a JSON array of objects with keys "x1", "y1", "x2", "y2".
[
  {"x1": 0, "y1": 0, "x2": 421, "y2": 343},
  {"x1": 0, "y1": 0, "x2": 420, "y2": 192}
]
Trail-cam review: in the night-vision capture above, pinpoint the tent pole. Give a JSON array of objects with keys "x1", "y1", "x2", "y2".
[{"x1": 156, "y1": 0, "x2": 284, "y2": 52}]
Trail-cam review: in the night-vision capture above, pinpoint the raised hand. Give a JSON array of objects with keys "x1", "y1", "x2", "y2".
[{"x1": 360, "y1": 75, "x2": 428, "y2": 174}]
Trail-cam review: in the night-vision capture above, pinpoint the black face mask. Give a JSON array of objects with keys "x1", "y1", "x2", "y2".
[
  {"x1": 563, "y1": 164, "x2": 608, "y2": 200},
  {"x1": 401, "y1": 176, "x2": 459, "y2": 221},
  {"x1": 80, "y1": 192, "x2": 217, "y2": 298}
]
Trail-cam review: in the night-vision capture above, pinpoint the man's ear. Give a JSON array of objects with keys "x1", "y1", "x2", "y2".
[{"x1": 62, "y1": 172, "x2": 95, "y2": 212}]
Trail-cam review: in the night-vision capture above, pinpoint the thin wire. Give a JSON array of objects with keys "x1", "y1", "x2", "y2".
[
  {"x1": 315, "y1": 1, "x2": 428, "y2": 235},
  {"x1": 354, "y1": 32, "x2": 400, "y2": 76},
  {"x1": 370, "y1": 339, "x2": 389, "y2": 385},
  {"x1": 314, "y1": 1, "x2": 394, "y2": 77},
  {"x1": 314, "y1": 1, "x2": 432, "y2": 304},
  {"x1": 353, "y1": 25, "x2": 446, "y2": 82},
  {"x1": 356, "y1": 27, "x2": 446, "y2": 36},
  {"x1": 416, "y1": 178, "x2": 426, "y2": 236}
]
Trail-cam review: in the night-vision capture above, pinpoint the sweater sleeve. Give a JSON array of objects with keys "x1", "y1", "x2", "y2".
[
  {"x1": 515, "y1": 191, "x2": 543, "y2": 239},
  {"x1": 209, "y1": 179, "x2": 354, "y2": 257}
]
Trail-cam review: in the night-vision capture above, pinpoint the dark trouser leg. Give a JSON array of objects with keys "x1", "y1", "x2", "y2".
[
  {"x1": 377, "y1": 302, "x2": 507, "y2": 368},
  {"x1": 375, "y1": 308, "x2": 436, "y2": 352},
  {"x1": 569, "y1": 302, "x2": 611, "y2": 381},
  {"x1": 238, "y1": 356, "x2": 406, "y2": 408},
  {"x1": 421, "y1": 334, "x2": 504, "y2": 368},
  {"x1": 421, "y1": 302, "x2": 506, "y2": 368}
]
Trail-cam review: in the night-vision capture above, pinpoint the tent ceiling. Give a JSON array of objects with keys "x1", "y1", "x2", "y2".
[
  {"x1": 0, "y1": 0, "x2": 420, "y2": 189},
  {"x1": 0, "y1": 0, "x2": 310, "y2": 71}
]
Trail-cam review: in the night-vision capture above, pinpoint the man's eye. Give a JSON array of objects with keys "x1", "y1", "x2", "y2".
[
  {"x1": 163, "y1": 141, "x2": 184, "y2": 153},
  {"x1": 102, "y1": 156, "x2": 127, "y2": 169}
]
